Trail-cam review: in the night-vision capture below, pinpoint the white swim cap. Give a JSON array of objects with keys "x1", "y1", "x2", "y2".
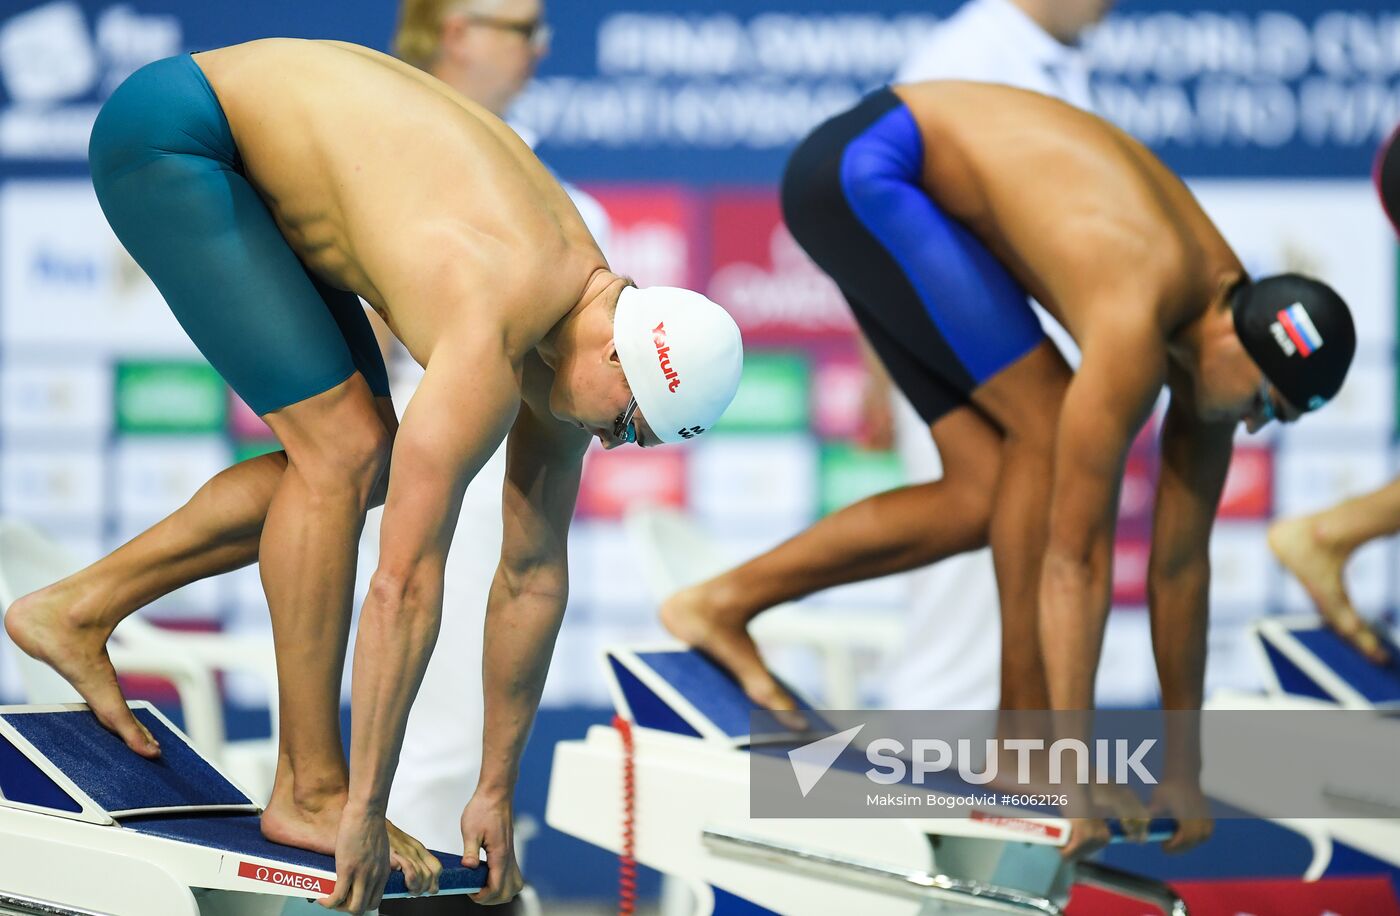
[{"x1": 614, "y1": 285, "x2": 743, "y2": 444}]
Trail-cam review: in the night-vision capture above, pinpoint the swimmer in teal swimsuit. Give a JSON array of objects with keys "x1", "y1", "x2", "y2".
[{"x1": 6, "y1": 39, "x2": 742, "y2": 915}]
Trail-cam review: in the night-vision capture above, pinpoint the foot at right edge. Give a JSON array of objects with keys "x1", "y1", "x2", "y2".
[
  {"x1": 660, "y1": 583, "x2": 800, "y2": 712},
  {"x1": 1268, "y1": 516, "x2": 1390, "y2": 664}
]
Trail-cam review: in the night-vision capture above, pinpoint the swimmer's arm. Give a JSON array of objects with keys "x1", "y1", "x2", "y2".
[
  {"x1": 1041, "y1": 326, "x2": 1165, "y2": 710},
  {"x1": 476, "y1": 355, "x2": 590, "y2": 801},
  {"x1": 346, "y1": 343, "x2": 521, "y2": 815},
  {"x1": 1148, "y1": 385, "x2": 1233, "y2": 712}
]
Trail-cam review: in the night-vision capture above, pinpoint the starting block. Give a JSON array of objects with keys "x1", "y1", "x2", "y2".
[
  {"x1": 1251, "y1": 615, "x2": 1400, "y2": 709},
  {"x1": 549, "y1": 646, "x2": 1186, "y2": 916},
  {"x1": 1181, "y1": 617, "x2": 1400, "y2": 892},
  {"x1": 0, "y1": 702, "x2": 488, "y2": 915}
]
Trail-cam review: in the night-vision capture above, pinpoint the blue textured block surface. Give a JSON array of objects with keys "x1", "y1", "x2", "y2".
[
  {"x1": 1292, "y1": 627, "x2": 1400, "y2": 704},
  {"x1": 633, "y1": 650, "x2": 812, "y2": 739},
  {"x1": 0, "y1": 728, "x2": 82, "y2": 813},
  {"x1": 610, "y1": 656, "x2": 702, "y2": 738},
  {"x1": 1, "y1": 707, "x2": 251, "y2": 812},
  {"x1": 1263, "y1": 640, "x2": 1333, "y2": 702},
  {"x1": 122, "y1": 814, "x2": 489, "y2": 895}
]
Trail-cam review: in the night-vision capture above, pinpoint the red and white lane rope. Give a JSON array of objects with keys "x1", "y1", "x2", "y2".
[{"x1": 612, "y1": 714, "x2": 638, "y2": 916}]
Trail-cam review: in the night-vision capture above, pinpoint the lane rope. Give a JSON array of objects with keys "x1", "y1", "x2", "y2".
[{"x1": 612, "y1": 714, "x2": 638, "y2": 916}]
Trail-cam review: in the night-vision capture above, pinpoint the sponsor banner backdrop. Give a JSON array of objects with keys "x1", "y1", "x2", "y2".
[
  {"x1": 0, "y1": 180, "x2": 194, "y2": 354},
  {"x1": 514, "y1": 0, "x2": 1400, "y2": 182},
  {"x1": 0, "y1": 360, "x2": 110, "y2": 439},
  {"x1": 707, "y1": 190, "x2": 855, "y2": 344},
  {"x1": 584, "y1": 184, "x2": 704, "y2": 288}
]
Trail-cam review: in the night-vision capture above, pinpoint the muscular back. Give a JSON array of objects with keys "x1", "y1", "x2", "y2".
[
  {"x1": 193, "y1": 39, "x2": 603, "y2": 362},
  {"x1": 893, "y1": 82, "x2": 1241, "y2": 344}
]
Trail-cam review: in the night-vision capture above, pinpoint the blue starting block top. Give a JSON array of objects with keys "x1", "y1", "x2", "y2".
[
  {"x1": 0, "y1": 702, "x2": 488, "y2": 898},
  {"x1": 2, "y1": 705, "x2": 251, "y2": 815},
  {"x1": 1257, "y1": 618, "x2": 1400, "y2": 709},
  {"x1": 607, "y1": 647, "x2": 817, "y2": 744}
]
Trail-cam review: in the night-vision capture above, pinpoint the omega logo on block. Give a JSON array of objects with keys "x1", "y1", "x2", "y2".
[{"x1": 237, "y1": 861, "x2": 331, "y2": 894}]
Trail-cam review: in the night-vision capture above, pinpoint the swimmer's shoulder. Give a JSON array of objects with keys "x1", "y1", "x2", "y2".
[
  {"x1": 194, "y1": 39, "x2": 378, "y2": 105},
  {"x1": 397, "y1": 227, "x2": 603, "y2": 357},
  {"x1": 200, "y1": 39, "x2": 483, "y2": 116},
  {"x1": 892, "y1": 80, "x2": 1084, "y2": 122}
]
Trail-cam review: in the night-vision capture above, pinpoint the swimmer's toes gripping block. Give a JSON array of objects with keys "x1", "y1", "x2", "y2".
[{"x1": 0, "y1": 702, "x2": 487, "y2": 910}]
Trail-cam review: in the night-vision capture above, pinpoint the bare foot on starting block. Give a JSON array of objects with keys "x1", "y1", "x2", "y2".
[
  {"x1": 1268, "y1": 515, "x2": 1389, "y2": 664},
  {"x1": 661, "y1": 582, "x2": 799, "y2": 712},
  {"x1": 261, "y1": 786, "x2": 442, "y2": 895},
  {"x1": 4, "y1": 582, "x2": 160, "y2": 758}
]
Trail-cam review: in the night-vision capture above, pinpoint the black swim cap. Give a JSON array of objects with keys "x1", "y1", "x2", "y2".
[{"x1": 1231, "y1": 274, "x2": 1355, "y2": 413}]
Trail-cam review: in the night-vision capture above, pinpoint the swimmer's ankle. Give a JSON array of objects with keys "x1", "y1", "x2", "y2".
[
  {"x1": 1309, "y1": 515, "x2": 1357, "y2": 558},
  {"x1": 277, "y1": 777, "x2": 349, "y2": 816},
  {"x1": 705, "y1": 574, "x2": 767, "y2": 626},
  {"x1": 11, "y1": 577, "x2": 112, "y2": 637}
]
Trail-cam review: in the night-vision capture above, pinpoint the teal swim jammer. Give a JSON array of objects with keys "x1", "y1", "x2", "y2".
[{"x1": 88, "y1": 54, "x2": 390, "y2": 416}]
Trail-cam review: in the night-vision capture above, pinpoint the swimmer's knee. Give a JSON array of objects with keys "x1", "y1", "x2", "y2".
[
  {"x1": 945, "y1": 432, "x2": 1001, "y2": 490},
  {"x1": 991, "y1": 384, "x2": 1063, "y2": 452},
  {"x1": 972, "y1": 341, "x2": 1070, "y2": 434},
  {"x1": 1001, "y1": 411, "x2": 1059, "y2": 457},
  {"x1": 281, "y1": 405, "x2": 392, "y2": 502},
  {"x1": 266, "y1": 375, "x2": 391, "y2": 481},
  {"x1": 955, "y1": 477, "x2": 996, "y2": 542},
  {"x1": 327, "y1": 415, "x2": 392, "y2": 490},
  {"x1": 937, "y1": 458, "x2": 997, "y2": 538}
]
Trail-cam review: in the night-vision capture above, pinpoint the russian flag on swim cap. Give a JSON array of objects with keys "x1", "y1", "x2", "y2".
[
  {"x1": 1232, "y1": 274, "x2": 1355, "y2": 413},
  {"x1": 1276, "y1": 303, "x2": 1324, "y2": 357}
]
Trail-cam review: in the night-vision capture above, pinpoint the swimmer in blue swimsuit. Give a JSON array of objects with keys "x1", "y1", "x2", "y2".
[
  {"x1": 662, "y1": 81, "x2": 1356, "y2": 857},
  {"x1": 5, "y1": 39, "x2": 742, "y2": 914}
]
